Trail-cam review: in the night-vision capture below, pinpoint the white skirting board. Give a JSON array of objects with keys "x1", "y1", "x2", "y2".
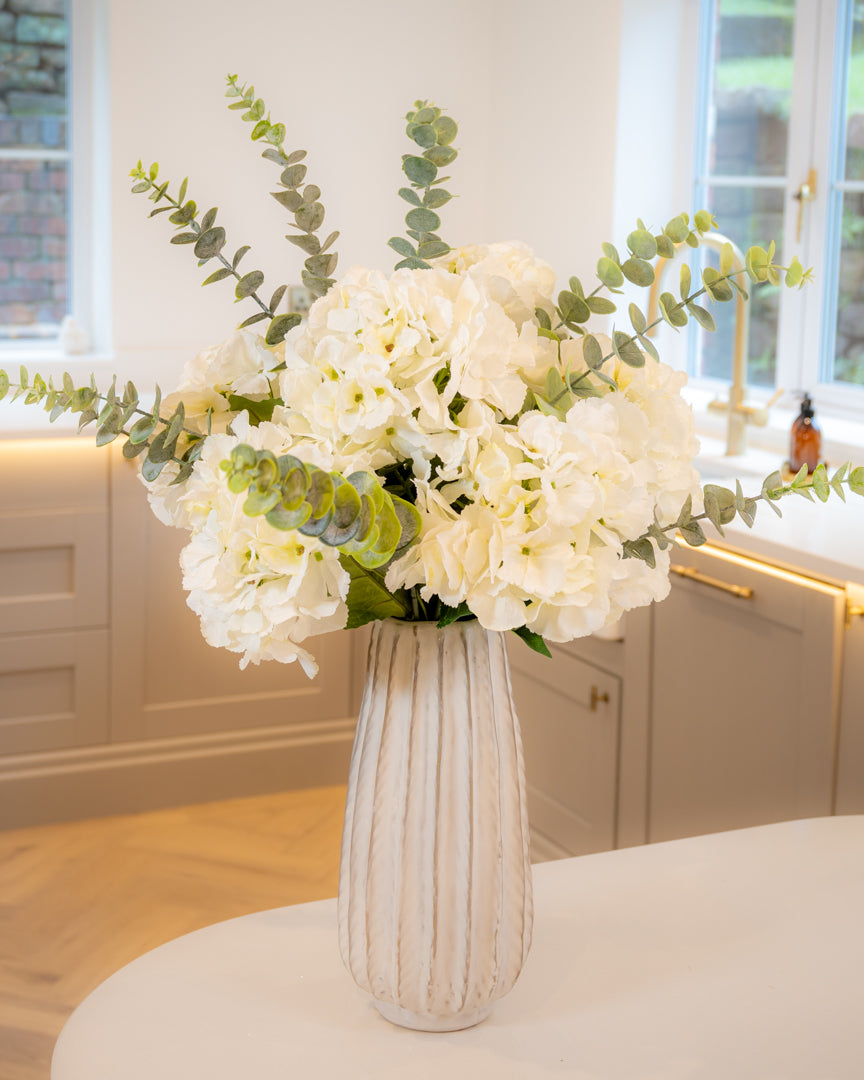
[{"x1": 0, "y1": 718, "x2": 356, "y2": 830}]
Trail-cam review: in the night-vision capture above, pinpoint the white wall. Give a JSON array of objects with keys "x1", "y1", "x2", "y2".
[{"x1": 106, "y1": 0, "x2": 626, "y2": 385}]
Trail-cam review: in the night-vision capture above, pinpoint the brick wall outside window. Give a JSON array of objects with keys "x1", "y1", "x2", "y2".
[{"x1": 0, "y1": 0, "x2": 69, "y2": 337}]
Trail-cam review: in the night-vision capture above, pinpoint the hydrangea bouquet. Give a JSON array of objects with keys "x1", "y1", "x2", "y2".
[{"x1": 3, "y1": 78, "x2": 861, "y2": 678}]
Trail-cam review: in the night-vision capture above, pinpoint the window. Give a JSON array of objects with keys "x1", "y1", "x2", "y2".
[
  {"x1": 0, "y1": 0, "x2": 107, "y2": 354},
  {"x1": 692, "y1": 0, "x2": 864, "y2": 416}
]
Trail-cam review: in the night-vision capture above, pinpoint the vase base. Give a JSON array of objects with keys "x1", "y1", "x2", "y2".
[{"x1": 373, "y1": 999, "x2": 492, "y2": 1032}]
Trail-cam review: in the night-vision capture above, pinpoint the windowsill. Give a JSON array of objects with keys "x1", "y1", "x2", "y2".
[{"x1": 685, "y1": 384, "x2": 864, "y2": 470}]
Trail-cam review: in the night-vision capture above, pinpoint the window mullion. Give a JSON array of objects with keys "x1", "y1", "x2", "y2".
[{"x1": 778, "y1": 0, "x2": 843, "y2": 400}]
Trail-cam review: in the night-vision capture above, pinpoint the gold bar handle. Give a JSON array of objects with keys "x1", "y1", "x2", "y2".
[
  {"x1": 846, "y1": 602, "x2": 864, "y2": 629},
  {"x1": 590, "y1": 686, "x2": 610, "y2": 712},
  {"x1": 670, "y1": 563, "x2": 754, "y2": 600}
]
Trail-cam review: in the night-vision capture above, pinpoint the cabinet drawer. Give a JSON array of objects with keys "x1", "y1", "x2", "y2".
[
  {"x1": 0, "y1": 509, "x2": 109, "y2": 634},
  {"x1": 0, "y1": 629, "x2": 109, "y2": 757},
  {"x1": 509, "y1": 641, "x2": 620, "y2": 856}
]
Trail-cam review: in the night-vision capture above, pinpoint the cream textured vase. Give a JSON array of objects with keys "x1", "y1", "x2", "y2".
[{"x1": 337, "y1": 618, "x2": 533, "y2": 1032}]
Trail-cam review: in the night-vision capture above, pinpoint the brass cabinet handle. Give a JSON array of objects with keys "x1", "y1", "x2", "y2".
[
  {"x1": 847, "y1": 603, "x2": 864, "y2": 628},
  {"x1": 590, "y1": 686, "x2": 610, "y2": 712},
  {"x1": 670, "y1": 563, "x2": 754, "y2": 600}
]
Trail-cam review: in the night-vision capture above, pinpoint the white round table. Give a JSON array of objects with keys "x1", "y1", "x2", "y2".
[{"x1": 52, "y1": 817, "x2": 864, "y2": 1079}]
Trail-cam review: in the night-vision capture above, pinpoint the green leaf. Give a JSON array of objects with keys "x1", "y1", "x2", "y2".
[
  {"x1": 235, "y1": 270, "x2": 265, "y2": 299},
  {"x1": 287, "y1": 233, "x2": 321, "y2": 255},
  {"x1": 597, "y1": 256, "x2": 624, "y2": 289},
  {"x1": 511, "y1": 625, "x2": 552, "y2": 658},
  {"x1": 269, "y1": 284, "x2": 288, "y2": 311},
  {"x1": 627, "y1": 228, "x2": 657, "y2": 260},
  {"x1": 295, "y1": 202, "x2": 325, "y2": 232},
  {"x1": 558, "y1": 290, "x2": 591, "y2": 324},
  {"x1": 265, "y1": 313, "x2": 301, "y2": 346},
  {"x1": 232, "y1": 245, "x2": 251, "y2": 269},
  {"x1": 405, "y1": 207, "x2": 441, "y2": 233},
  {"x1": 659, "y1": 292, "x2": 688, "y2": 328},
  {"x1": 238, "y1": 312, "x2": 268, "y2": 328},
  {"x1": 128, "y1": 414, "x2": 157, "y2": 444},
  {"x1": 194, "y1": 227, "x2": 227, "y2": 260},
  {"x1": 437, "y1": 602, "x2": 473, "y2": 627},
  {"x1": 271, "y1": 189, "x2": 305, "y2": 213},
  {"x1": 170, "y1": 232, "x2": 198, "y2": 245},
  {"x1": 586, "y1": 296, "x2": 617, "y2": 315},
  {"x1": 402, "y1": 155, "x2": 437, "y2": 186},
  {"x1": 664, "y1": 213, "x2": 689, "y2": 243},
  {"x1": 849, "y1": 466, "x2": 864, "y2": 495},
  {"x1": 389, "y1": 236, "x2": 416, "y2": 258},
  {"x1": 612, "y1": 331, "x2": 645, "y2": 367},
  {"x1": 424, "y1": 145, "x2": 457, "y2": 167},
  {"x1": 398, "y1": 187, "x2": 423, "y2": 206},
  {"x1": 417, "y1": 240, "x2": 450, "y2": 259},
  {"x1": 432, "y1": 115, "x2": 458, "y2": 145},
  {"x1": 621, "y1": 257, "x2": 655, "y2": 287},
  {"x1": 583, "y1": 334, "x2": 604, "y2": 370},
  {"x1": 423, "y1": 187, "x2": 452, "y2": 209},
  {"x1": 305, "y1": 253, "x2": 337, "y2": 278},
  {"x1": 281, "y1": 163, "x2": 307, "y2": 188},
  {"x1": 202, "y1": 266, "x2": 234, "y2": 286},
  {"x1": 341, "y1": 556, "x2": 409, "y2": 629},
  {"x1": 811, "y1": 463, "x2": 830, "y2": 502},
  {"x1": 686, "y1": 302, "x2": 716, "y2": 332},
  {"x1": 629, "y1": 303, "x2": 647, "y2": 334}
]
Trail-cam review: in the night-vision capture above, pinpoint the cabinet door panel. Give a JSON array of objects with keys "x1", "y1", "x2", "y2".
[
  {"x1": 650, "y1": 544, "x2": 844, "y2": 842},
  {"x1": 0, "y1": 629, "x2": 109, "y2": 756},
  {"x1": 110, "y1": 449, "x2": 354, "y2": 742},
  {"x1": 509, "y1": 642, "x2": 620, "y2": 856},
  {"x1": 0, "y1": 509, "x2": 109, "y2": 634}
]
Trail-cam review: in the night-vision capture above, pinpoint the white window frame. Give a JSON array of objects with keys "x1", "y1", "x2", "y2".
[
  {"x1": 692, "y1": 0, "x2": 864, "y2": 423},
  {"x1": 0, "y1": 0, "x2": 110, "y2": 359}
]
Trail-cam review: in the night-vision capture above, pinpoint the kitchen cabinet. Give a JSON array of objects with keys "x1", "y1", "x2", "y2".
[
  {"x1": 0, "y1": 439, "x2": 357, "y2": 829},
  {"x1": 509, "y1": 641, "x2": 620, "y2": 859},
  {"x1": 0, "y1": 440, "x2": 110, "y2": 756},
  {"x1": 649, "y1": 543, "x2": 846, "y2": 842}
]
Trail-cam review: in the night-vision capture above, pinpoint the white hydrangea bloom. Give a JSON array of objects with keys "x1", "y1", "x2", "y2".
[
  {"x1": 432, "y1": 241, "x2": 557, "y2": 328},
  {"x1": 161, "y1": 330, "x2": 280, "y2": 435}
]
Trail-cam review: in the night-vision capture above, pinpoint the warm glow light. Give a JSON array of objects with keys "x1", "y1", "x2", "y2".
[{"x1": 673, "y1": 537, "x2": 846, "y2": 597}]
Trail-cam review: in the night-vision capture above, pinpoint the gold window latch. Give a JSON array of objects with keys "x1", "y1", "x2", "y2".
[{"x1": 793, "y1": 169, "x2": 818, "y2": 242}]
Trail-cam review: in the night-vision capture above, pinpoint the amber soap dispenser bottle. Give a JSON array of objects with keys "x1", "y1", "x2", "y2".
[{"x1": 789, "y1": 392, "x2": 822, "y2": 473}]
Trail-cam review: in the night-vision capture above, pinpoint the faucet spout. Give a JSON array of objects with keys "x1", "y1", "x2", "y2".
[{"x1": 647, "y1": 231, "x2": 769, "y2": 457}]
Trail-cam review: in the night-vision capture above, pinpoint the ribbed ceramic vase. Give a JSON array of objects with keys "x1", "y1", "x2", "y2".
[{"x1": 337, "y1": 618, "x2": 533, "y2": 1032}]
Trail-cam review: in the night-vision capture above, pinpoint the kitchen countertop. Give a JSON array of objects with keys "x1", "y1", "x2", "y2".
[{"x1": 51, "y1": 816, "x2": 864, "y2": 1080}]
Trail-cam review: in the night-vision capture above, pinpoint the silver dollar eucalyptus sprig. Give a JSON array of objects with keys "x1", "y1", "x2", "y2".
[
  {"x1": 388, "y1": 101, "x2": 459, "y2": 269},
  {"x1": 531, "y1": 212, "x2": 812, "y2": 419},
  {"x1": 225, "y1": 74, "x2": 340, "y2": 299},
  {"x1": 621, "y1": 464, "x2": 864, "y2": 569},
  {"x1": 221, "y1": 445, "x2": 424, "y2": 627},
  {"x1": 129, "y1": 161, "x2": 301, "y2": 347},
  {"x1": 0, "y1": 368, "x2": 203, "y2": 483}
]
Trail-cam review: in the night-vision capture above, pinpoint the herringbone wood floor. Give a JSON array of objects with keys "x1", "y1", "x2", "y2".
[{"x1": 0, "y1": 785, "x2": 347, "y2": 1080}]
